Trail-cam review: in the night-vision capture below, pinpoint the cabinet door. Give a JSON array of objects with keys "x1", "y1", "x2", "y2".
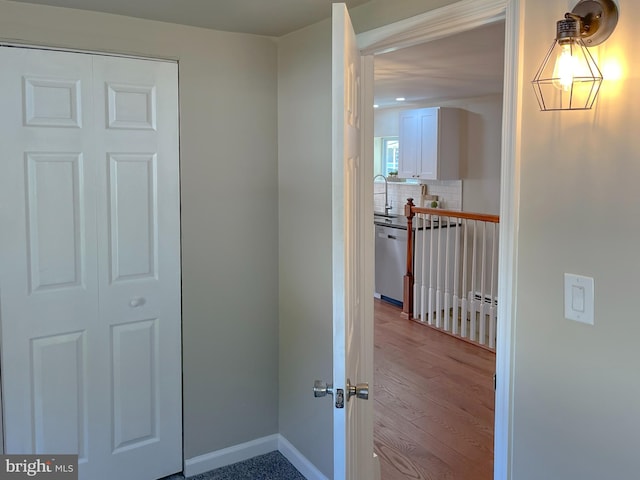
[
  {"x1": 398, "y1": 107, "x2": 459, "y2": 181},
  {"x1": 417, "y1": 109, "x2": 439, "y2": 179},
  {"x1": 398, "y1": 110, "x2": 419, "y2": 178}
]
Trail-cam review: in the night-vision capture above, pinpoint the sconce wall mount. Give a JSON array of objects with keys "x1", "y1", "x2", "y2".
[
  {"x1": 532, "y1": 0, "x2": 619, "y2": 111},
  {"x1": 571, "y1": 0, "x2": 618, "y2": 46}
]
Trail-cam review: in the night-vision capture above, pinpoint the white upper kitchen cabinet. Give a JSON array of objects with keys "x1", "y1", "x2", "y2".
[{"x1": 398, "y1": 107, "x2": 460, "y2": 180}]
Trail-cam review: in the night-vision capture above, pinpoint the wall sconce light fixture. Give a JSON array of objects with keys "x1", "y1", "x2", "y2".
[{"x1": 532, "y1": 0, "x2": 619, "y2": 111}]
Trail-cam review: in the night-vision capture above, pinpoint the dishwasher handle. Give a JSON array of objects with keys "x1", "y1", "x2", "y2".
[{"x1": 376, "y1": 226, "x2": 407, "y2": 241}]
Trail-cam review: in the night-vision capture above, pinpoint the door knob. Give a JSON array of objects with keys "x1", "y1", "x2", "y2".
[
  {"x1": 313, "y1": 380, "x2": 334, "y2": 398},
  {"x1": 347, "y1": 379, "x2": 369, "y2": 401},
  {"x1": 314, "y1": 379, "x2": 368, "y2": 409},
  {"x1": 129, "y1": 297, "x2": 146, "y2": 308},
  {"x1": 315, "y1": 380, "x2": 368, "y2": 399}
]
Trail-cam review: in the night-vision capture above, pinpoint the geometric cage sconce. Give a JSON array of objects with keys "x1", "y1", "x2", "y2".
[{"x1": 532, "y1": 0, "x2": 619, "y2": 111}]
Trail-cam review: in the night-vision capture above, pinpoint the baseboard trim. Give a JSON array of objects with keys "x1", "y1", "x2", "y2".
[
  {"x1": 183, "y1": 434, "x2": 329, "y2": 480},
  {"x1": 278, "y1": 435, "x2": 330, "y2": 480},
  {"x1": 183, "y1": 434, "x2": 279, "y2": 477}
]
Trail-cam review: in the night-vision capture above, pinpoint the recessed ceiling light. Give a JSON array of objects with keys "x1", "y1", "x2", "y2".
[
  {"x1": 373, "y1": 104, "x2": 379, "y2": 108},
  {"x1": 395, "y1": 97, "x2": 406, "y2": 102}
]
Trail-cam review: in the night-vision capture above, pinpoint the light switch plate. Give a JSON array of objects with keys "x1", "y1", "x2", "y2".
[{"x1": 564, "y1": 273, "x2": 594, "y2": 325}]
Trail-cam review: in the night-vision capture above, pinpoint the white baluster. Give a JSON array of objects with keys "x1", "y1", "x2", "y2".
[
  {"x1": 470, "y1": 221, "x2": 478, "y2": 342},
  {"x1": 489, "y1": 222, "x2": 498, "y2": 349},
  {"x1": 461, "y1": 219, "x2": 469, "y2": 339},
  {"x1": 479, "y1": 222, "x2": 487, "y2": 345},
  {"x1": 443, "y1": 216, "x2": 451, "y2": 332},
  {"x1": 452, "y1": 217, "x2": 461, "y2": 336}
]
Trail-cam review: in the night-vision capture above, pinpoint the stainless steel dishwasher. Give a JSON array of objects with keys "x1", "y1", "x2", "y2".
[{"x1": 375, "y1": 224, "x2": 407, "y2": 305}]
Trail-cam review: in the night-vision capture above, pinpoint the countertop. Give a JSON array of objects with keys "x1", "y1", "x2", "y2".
[{"x1": 374, "y1": 213, "x2": 454, "y2": 230}]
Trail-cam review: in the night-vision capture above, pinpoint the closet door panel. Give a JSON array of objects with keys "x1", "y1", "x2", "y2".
[
  {"x1": 31, "y1": 332, "x2": 88, "y2": 457},
  {"x1": 107, "y1": 153, "x2": 158, "y2": 281},
  {"x1": 0, "y1": 47, "x2": 181, "y2": 480},
  {"x1": 0, "y1": 47, "x2": 97, "y2": 460},
  {"x1": 93, "y1": 55, "x2": 182, "y2": 480}
]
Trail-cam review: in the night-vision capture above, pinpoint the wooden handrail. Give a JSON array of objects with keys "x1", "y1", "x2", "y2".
[
  {"x1": 411, "y1": 206, "x2": 499, "y2": 224},
  {"x1": 401, "y1": 197, "x2": 500, "y2": 320}
]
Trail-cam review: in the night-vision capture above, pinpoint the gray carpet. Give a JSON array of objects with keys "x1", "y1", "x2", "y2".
[{"x1": 162, "y1": 451, "x2": 306, "y2": 480}]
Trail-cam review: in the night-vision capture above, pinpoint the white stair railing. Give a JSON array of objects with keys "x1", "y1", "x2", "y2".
[{"x1": 402, "y1": 199, "x2": 500, "y2": 351}]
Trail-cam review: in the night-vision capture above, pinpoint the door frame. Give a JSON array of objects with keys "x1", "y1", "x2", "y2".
[{"x1": 356, "y1": 0, "x2": 522, "y2": 478}]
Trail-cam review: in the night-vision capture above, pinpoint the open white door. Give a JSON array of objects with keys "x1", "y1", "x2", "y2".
[{"x1": 331, "y1": 4, "x2": 376, "y2": 479}]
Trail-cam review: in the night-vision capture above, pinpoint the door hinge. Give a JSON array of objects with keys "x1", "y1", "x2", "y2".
[
  {"x1": 335, "y1": 389, "x2": 345, "y2": 409},
  {"x1": 493, "y1": 373, "x2": 497, "y2": 391}
]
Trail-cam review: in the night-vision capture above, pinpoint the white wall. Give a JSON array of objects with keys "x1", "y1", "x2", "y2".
[
  {"x1": 0, "y1": 0, "x2": 279, "y2": 461},
  {"x1": 512, "y1": 0, "x2": 640, "y2": 478},
  {"x1": 456, "y1": 95, "x2": 502, "y2": 215},
  {"x1": 374, "y1": 107, "x2": 401, "y2": 136},
  {"x1": 277, "y1": 18, "x2": 335, "y2": 478}
]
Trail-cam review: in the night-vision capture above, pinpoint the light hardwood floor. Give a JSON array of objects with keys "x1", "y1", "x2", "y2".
[{"x1": 373, "y1": 298, "x2": 495, "y2": 480}]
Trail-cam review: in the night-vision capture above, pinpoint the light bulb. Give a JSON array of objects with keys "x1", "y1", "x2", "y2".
[{"x1": 552, "y1": 42, "x2": 578, "y2": 91}]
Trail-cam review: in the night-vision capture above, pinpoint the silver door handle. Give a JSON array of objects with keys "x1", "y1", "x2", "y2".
[
  {"x1": 314, "y1": 379, "x2": 368, "y2": 409},
  {"x1": 313, "y1": 380, "x2": 333, "y2": 397},
  {"x1": 347, "y1": 379, "x2": 369, "y2": 401},
  {"x1": 315, "y1": 380, "x2": 368, "y2": 399}
]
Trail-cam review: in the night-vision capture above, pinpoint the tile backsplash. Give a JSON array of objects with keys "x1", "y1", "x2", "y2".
[{"x1": 373, "y1": 180, "x2": 462, "y2": 215}]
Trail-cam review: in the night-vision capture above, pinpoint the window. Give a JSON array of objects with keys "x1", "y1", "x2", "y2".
[{"x1": 382, "y1": 137, "x2": 399, "y2": 176}]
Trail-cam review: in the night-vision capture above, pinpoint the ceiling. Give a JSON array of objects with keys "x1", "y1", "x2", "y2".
[
  {"x1": 7, "y1": 0, "x2": 372, "y2": 37},
  {"x1": 374, "y1": 21, "x2": 505, "y2": 108},
  {"x1": 8, "y1": 0, "x2": 505, "y2": 106}
]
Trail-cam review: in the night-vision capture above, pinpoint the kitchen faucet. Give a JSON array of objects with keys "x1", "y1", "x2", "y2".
[{"x1": 373, "y1": 174, "x2": 392, "y2": 215}]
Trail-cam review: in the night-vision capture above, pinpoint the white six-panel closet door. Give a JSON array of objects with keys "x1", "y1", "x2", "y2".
[{"x1": 0, "y1": 46, "x2": 182, "y2": 480}]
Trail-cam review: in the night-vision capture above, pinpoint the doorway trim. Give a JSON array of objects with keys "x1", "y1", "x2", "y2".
[{"x1": 356, "y1": 0, "x2": 522, "y2": 478}]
